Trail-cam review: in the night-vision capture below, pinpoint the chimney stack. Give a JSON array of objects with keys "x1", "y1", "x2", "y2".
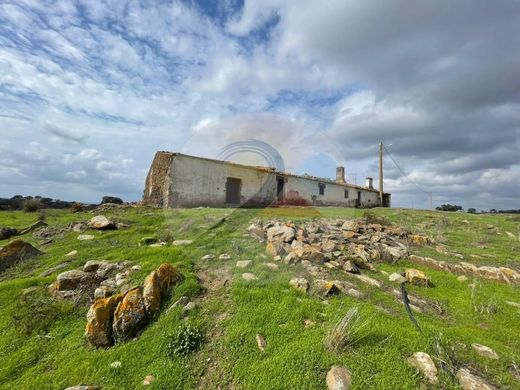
[
  {"x1": 365, "y1": 177, "x2": 373, "y2": 189},
  {"x1": 336, "y1": 166, "x2": 346, "y2": 184}
]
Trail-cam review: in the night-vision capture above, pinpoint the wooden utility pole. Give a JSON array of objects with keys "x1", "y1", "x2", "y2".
[{"x1": 379, "y1": 142, "x2": 384, "y2": 206}]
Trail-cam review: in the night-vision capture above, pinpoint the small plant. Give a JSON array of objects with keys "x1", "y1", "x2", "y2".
[
  {"x1": 166, "y1": 323, "x2": 203, "y2": 357},
  {"x1": 325, "y1": 307, "x2": 365, "y2": 353},
  {"x1": 23, "y1": 198, "x2": 40, "y2": 212}
]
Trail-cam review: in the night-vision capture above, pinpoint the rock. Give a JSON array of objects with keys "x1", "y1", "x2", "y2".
[
  {"x1": 0, "y1": 227, "x2": 17, "y2": 240},
  {"x1": 313, "y1": 280, "x2": 340, "y2": 297},
  {"x1": 110, "y1": 361, "x2": 122, "y2": 368},
  {"x1": 241, "y1": 273, "x2": 257, "y2": 281},
  {"x1": 167, "y1": 296, "x2": 189, "y2": 312},
  {"x1": 303, "y1": 319, "x2": 315, "y2": 327},
  {"x1": 343, "y1": 260, "x2": 359, "y2": 274},
  {"x1": 182, "y1": 301, "x2": 197, "y2": 316},
  {"x1": 78, "y1": 234, "x2": 95, "y2": 241},
  {"x1": 64, "y1": 385, "x2": 100, "y2": 390},
  {"x1": 457, "y1": 275, "x2": 468, "y2": 282},
  {"x1": 266, "y1": 224, "x2": 295, "y2": 242},
  {"x1": 405, "y1": 268, "x2": 431, "y2": 286},
  {"x1": 0, "y1": 239, "x2": 42, "y2": 273},
  {"x1": 172, "y1": 239, "x2": 193, "y2": 246},
  {"x1": 389, "y1": 272, "x2": 406, "y2": 284},
  {"x1": 101, "y1": 196, "x2": 123, "y2": 204},
  {"x1": 71, "y1": 222, "x2": 88, "y2": 233},
  {"x1": 142, "y1": 271, "x2": 162, "y2": 318},
  {"x1": 283, "y1": 252, "x2": 300, "y2": 265},
  {"x1": 155, "y1": 263, "x2": 181, "y2": 291},
  {"x1": 506, "y1": 301, "x2": 520, "y2": 308},
  {"x1": 341, "y1": 220, "x2": 359, "y2": 232},
  {"x1": 273, "y1": 255, "x2": 281, "y2": 261},
  {"x1": 88, "y1": 215, "x2": 116, "y2": 230},
  {"x1": 407, "y1": 352, "x2": 438, "y2": 384},
  {"x1": 65, "y1": 250, "x2": 78, "y2": 257},
  {"x1": 131, "y1": 265, "x2": 141, "y2": 272},
  {"x1": 326, "y1": 366, "x2": 352, "y2": 390},
  {"x1": 143, "y1": 374, "x2": 155, "y2": 386},
  {"x1": 83, "y1": 260, "x2": 103, "y2": 272},
  {"x1": 96, "y1": 262, "x2": 120, "y2": 279},
  {"x1": 149, "y1": 242, "x2": 166, "y2": 247},
  {"x1": 435, "y1": 245, "x2": 450, "y2": 255},
  {"x1": 289, "y1": 277, "x2": 309, "y2": 293},
  {"x1": 456, "y1": 368, "x2": 495, "y2": 390},
  {"x1": 55, "y1": 269, "x2": 89, "y2": 290},
  {"x1": 354, "y1": 274, "x2": 382, "y2": 288},
  {"x1": 219, "y1": 253, "x2": 231, "y2": 260},
  {"x1": 294, "y1": 244, "x2": 324, "y2": 263},
  {"x1": 116, "y1": 222, "x2": 130, "y2": 230},
  {"x1": 343, "y1": 230, "x2": 356, "y2": 239},
  {"x1": 263, "y1": 262, "x2": 279, "y2": 270},
  {"x1": 266, "y1": 241, "x2": 286, "y2": 257},
  {"x1": 236, "y1": 260, "x2": 252, "y2": 268},
  {"x1": 115, "y1": 271, "x2": 130, "y2": 287},
  {"x1": 256, "y1": 334, "x2": 266, "y2": 352},
  {"x1": 85, "y1": 294, "x2": 123, "y2": 347},
  {"x1": 409, "y1": 234, "x2": 430, "y2": 246},
  {"x1": 201, "y1": 254, "x2": 215, "y2": 261},
  {"x1": 471, "y1": 343, "x2": 499, "y2": 359},
  {"x1": 40, "y1": 263, "x2": 68, "y2": 277},
  {"x1": 112, "y1": 287, "x2": 148, "y2": 343},
  {"x1": 94, "y1": 286, "x2": 115, "y2": 300}
]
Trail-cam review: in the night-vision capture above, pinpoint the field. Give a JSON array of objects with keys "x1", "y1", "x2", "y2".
[{"x1": 0, "y1": 206, "x2": 519, "y2": 389}]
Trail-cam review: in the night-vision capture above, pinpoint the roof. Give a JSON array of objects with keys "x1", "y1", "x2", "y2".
[{"x1": 157, "y1": 151, "x2": 388, "y2": 194}]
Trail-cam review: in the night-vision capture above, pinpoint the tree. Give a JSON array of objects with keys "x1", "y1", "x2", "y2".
[
  {"x1": 467, "y1": 208, "x2": 476, "y2": 214},
  {"x1": 435, "y1": 204, "x2": 463, "y2": 212}
]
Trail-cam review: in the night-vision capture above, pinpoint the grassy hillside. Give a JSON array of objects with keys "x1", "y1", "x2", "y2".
[{"x1": 0, "y1": 206, "x2": 519, "y2": 389}]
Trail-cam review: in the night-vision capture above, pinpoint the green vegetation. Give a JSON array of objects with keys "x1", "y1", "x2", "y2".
[{"x1": 0, "y1": 206, "x2": 519, "y2": 389}]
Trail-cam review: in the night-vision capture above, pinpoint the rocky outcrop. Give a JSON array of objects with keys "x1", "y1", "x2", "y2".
[
  {"x1": 0, "y1": 239, "x2": 42, "y2": 273},
  {"x1": 85, "y1": 263, "x2": 181, "y2": 347},
  {"x1": 405, "y1": 268, "x2": 431, "y2": 286},
  {"x1": 409, "y1": 255, "x2": 520, "y2": 285}
]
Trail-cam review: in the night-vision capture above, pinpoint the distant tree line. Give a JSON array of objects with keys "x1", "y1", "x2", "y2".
[
  {"x1": 435, "y1": 204, "x2": 463, "y2": 212},
  {"x1": 435, "y1": 203, "x2": 520, "y2": 214}
]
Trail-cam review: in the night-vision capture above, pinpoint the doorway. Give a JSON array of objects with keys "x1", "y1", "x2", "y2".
[
  {"x1": 276, "y1": 177, "x2": 284, "y2": 201},
  {"x1": 225, "y1": 177, "x2": 241, "y2": 204},
  {"x1": 357, "y1": 191, "x2": 361, "y2": 207}
]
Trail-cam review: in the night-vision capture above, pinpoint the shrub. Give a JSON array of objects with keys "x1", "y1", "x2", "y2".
[
  {"x1": 70, "y1": 203, "x2": 84, "y2": 213},
  {"x1": 23, "y1": 198, "x2": 40, "y2": 212},
  {"x1": 166, "y1": 323, "x2": 203, "y2": 357},
  {"x1": 325, "y1": 307, "x2": 365, "y2": 353}
]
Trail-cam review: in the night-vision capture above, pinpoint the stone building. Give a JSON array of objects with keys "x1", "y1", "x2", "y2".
[{"x1": 143, "y1": 152, "x2": 391, "y2": 208}]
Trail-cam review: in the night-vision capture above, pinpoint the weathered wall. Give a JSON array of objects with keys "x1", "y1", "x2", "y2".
[
  {"x1": 169, "y1": 155, "x2": 278, "y2": 208},
  {"x1": 142, "y1": 152, "x2": 174, "y2": 207},
  {"x1": 284, "y1": 176, "x2": 380, "y2": 207}
]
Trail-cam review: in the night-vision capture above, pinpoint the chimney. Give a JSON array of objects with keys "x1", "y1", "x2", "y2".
[
  {"x1": 365, "y1": 176, "x2": 373, "y2": 189},
  {"x1": 336, "y1": 166, "x2": 346, "y2": 184}
]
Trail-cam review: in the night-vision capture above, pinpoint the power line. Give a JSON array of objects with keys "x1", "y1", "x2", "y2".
[{"x1": 383, "y1": 144, "x2": 429, "y2": 195}]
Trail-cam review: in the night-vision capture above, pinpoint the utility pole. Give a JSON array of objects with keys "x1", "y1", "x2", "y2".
[
  {"x1": 379, "y1": 142, "x2": 384, "y2": 206},
  {"x1": 429, "y1": 192, "x2": 433, "y2": 210}
]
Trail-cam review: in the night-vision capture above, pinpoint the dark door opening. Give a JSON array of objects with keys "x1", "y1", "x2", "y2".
[
  {"x1": 357, "y1": 191, "x2": 361, "y2": 207},
  {"x1": 225, "y1": 177, "x2": 241, "y2": 204},
  {"x1": 276, "y1": 177, "x2": 284, "y2": 201}
]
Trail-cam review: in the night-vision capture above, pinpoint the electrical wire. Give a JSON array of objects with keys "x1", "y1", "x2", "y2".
[{"x1": 383, "y1": 144, "x2": 429, "y2": 194}]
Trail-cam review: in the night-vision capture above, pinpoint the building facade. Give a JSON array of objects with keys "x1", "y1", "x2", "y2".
[{"x1": 143, "y1": 152, "x2": 391, "y2": 208}]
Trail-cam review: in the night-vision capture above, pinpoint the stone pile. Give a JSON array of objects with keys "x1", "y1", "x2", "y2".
[
  {"x1": 48, "y1": 260, "x2": 135, "y2": 302},
  {"x1": 410, "y1": 255, "x2": 520, "y2": 285},
  {"x1": 85, "y1": 263, "x2": 181, "y2": 347},
  {"x1": 249, "y1": 218, "x2": 415, "y2": 271}
]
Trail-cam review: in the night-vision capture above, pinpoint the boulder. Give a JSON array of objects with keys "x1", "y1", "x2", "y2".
[
  {"x1": 289, "y1": 277, "x2": 309, "y2": 293},
  {"x1": 85, "y1": 294, "x2": 123, "y2": 347},
  {"x1": 0, "y1": 240, "x2": 42, "y2": 273},
  {"x1": 94, "y1": 285, "x2": 115, "y2": 300},
  {"x1": 284, "y1": 252, "x2": 300, "y2": 265},
  {"x1": 409, "y1": 234, "x2": 430, "y2": 246},
  {"x1": 55, "y1": 269, "x2": 89, "y2": 291},
  {"x1": 313, "y1": 280, "x2": 340, "y2": 297},
  {"x1": 471, "y1": 343, "x2": 499, "y2": 360},
  {"x1": 155, "y1": 263, "x2": 181, "y2": 291},
  {"x1": 389, "y1": 272, "x2": 406, "y2": 284},
  {"x1": 326, "y1": 366, "x2": 351, "y2": 390},
  {"x1": 83, "y1": 260, "x2": 104, "y2": 272},
  {"x1": 242, "y1": 273, "x2": 257, "y2": 281},
  {"x1": 405, "y1": 268, "x2": 431, "y2": 286},
  {"x1": 407, "y1": 352, "x2": 438, "y2": 384},
  {"x1": 341, "y1": 220, "x2": 359, "y2": 232},
  {"x1": 343, "y1": 260, "x2": 360, "y2": 274},
  {"x1": 0, "y1": 227, "x2": 17, "y2": 240},
  {"x1": 112, "y1": 287, "x2": 148, "y2": 343},
  {"x1": 456, "y1": 368, "x2": 495, "y2": 390},
  {"x1": 88, "y1": 215, "x2": 116, "y2": 230},
  {"x1": 266, "y1": 224, "x2": 295, "y2": 242},
  {"x1": 71, "y1": 222, "x2": 88, "y2": 233},
  {"x1": 142, "y1": 270, "x2": 162, "y2": 318}
]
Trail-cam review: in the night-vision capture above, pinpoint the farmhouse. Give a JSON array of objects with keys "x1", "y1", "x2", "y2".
[{"x1": 143, "y1": 152, "x2": 391, "y2": 208}]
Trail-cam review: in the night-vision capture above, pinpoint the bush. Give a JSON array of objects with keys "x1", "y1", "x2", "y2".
[
  {"x1": 23, "y1": 198, "x2": 40, "y2": 212},
  {"x1": 166, "y1": 323, "x2": 203, "y2": 357},
  {"x1": 435, "y1": 204, "x2": 463, "y2": 212},
  {"x1": 70, "y1": 203, "x2": 84, "y2": 213},
  {"x1": 467, "y1": 208, "x2": 477, "y2": 214},
  {"x1": 325, "y1": 307, "x2": 365, "y2": 353}
]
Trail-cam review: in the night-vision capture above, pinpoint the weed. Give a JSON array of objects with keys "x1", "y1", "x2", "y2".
[
  {"x1": 324, "y1": 307, "x2": 366, "y2": 353},
  {"x1": 166, "y1": 323, "x2": 203, "y2": 357}
]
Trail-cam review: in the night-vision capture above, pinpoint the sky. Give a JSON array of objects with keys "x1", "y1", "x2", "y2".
[{"x1": 0, "y1": 0, "x2": 519, "y2": 210}]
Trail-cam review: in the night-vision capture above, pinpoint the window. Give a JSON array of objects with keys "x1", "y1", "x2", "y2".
[
  {"x1": 318, "y1": 183, "x2": 325, "y2": 195},
  {"x1": 344, "y1": 189, "x2": 349, "y2": 199}
]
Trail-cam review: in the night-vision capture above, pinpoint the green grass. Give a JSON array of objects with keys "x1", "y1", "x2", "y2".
[{"x1": 0, "y1": 207, "x2": 519, "y2": 389}]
